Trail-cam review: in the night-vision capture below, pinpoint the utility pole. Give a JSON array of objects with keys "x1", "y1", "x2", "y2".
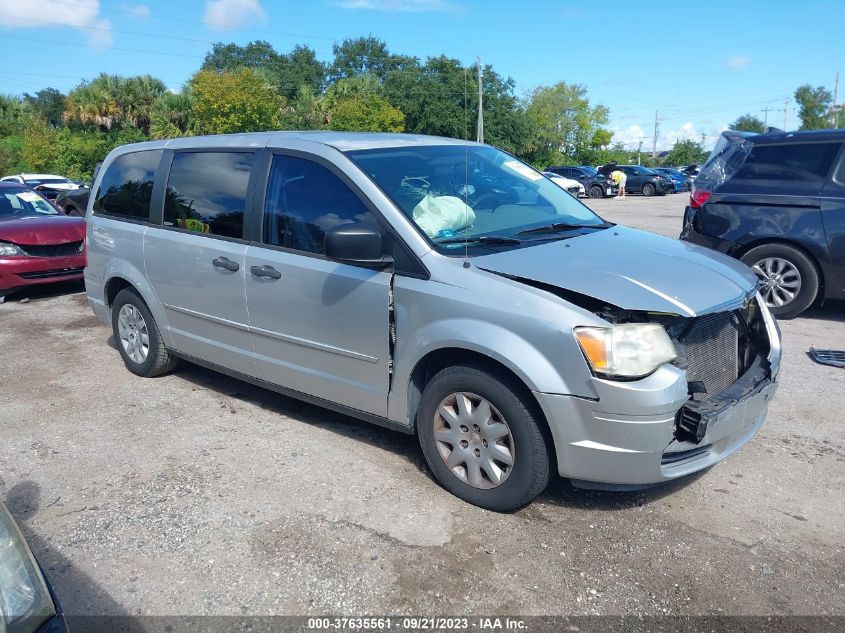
[
  {"x1": 476, "y1": 55, "x2": 484, "y2": 144},
  {"x1": 783, "y1": 97, "x2": 789, "y2": 130},
  {"x1": 651, "y1": 110, "x2": 659, "y2": 159},
  {"x1": 761, "y1": 106, "x2": 772, "y2": 128},
  {"x1": 637, "y1": 138, "x2": 644, "y2": 165},
  {"x1": 832, "y1": 70, "x2": 840, "y2": 128}
]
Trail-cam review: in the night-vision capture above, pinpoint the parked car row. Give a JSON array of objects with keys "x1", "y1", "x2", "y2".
[{"x1": 545, "y1": 165, "x2": 617, "y2": 198}]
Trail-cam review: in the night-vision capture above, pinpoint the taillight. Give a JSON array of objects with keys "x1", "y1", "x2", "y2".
[{"x1": 689, "y1": 189, "x2": 711, "y2": 209}]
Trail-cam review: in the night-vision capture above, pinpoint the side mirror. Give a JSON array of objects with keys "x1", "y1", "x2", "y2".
[{"x1": 324, "y1": 223, "x2": 391, "y2": 268}]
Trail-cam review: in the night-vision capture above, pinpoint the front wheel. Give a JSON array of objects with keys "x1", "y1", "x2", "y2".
[
  {"x1": 588, "y1": 185, "x2": 605, "y2": 199},
  {"x1": 741, "y1": 243, "x2": 819, "y2": 318},
  {"x1": 641, "y1": 182, "x2": 655, "y2": 197},
  {"x1": 417, "y1": 365, "x2": 553, "y2": 511}
]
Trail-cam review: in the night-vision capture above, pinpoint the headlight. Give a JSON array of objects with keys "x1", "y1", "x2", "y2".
[
  {"x1": 574, "y1": 323, "x2": 677, "y2": 379},
  {"x1": 0, "y1": 504, "x2": 56, "y2": 633},
  {"x1": 0, "y1": 243, "x2": 25, "y2": 257}
]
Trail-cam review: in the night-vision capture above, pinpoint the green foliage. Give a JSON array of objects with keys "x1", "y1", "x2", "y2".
[
  {"x1": 794, "y1": 84, "x2": 833, "y2": 130},
  {"x1": 0, "y1": 94, "x2": 32, "y2": 136},
  {"x1": 524, "y1": 82, "x2": 609, "y2": 167},
  {"x1": 0, "y1": 135, "x2": 24, "y2": 175},
  {"x1": 150, "y1": 92, "x2": 194, "y2": 140},
  {"x1": 330, "y1": 36, "x2": 414, "y2": 81},
  {"x1": 280, "y1": 86, "x2": 326, "y2": 130},
  {"x1": 202, "y1": 40, "x2": 326, "y2": 100},
  {"x1": 729, "y1": 113, "x2": 766, "y2": 133},
  {"x1": 664, "y1": 139, "x2": 708, "y2": 167},
  {"x1": 64, "y1": 73, "x2": 167, "y2": 133},
  {"x1": 21, "y1": 116, "x2": 58, "y2": 172},
  {"x1": 23, "y1": 88, "x2": 65, "y2": 127},
  {"x1": 190, "y1": 69, "x2": 284, "y2": 135},
  {"x1": 328, "y1": 94, "x2": 404, "y2": 132}
]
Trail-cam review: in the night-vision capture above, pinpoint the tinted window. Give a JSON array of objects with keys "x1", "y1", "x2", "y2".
[
  {"x1": 163, "y1": 152, "x2": 255, "y2": 239},
  {"x1": 733, "y1": 142, "x2": 842, "y2": 182},
  {"x1": 263, "y1": 155, "x2": 376, "y2": 254},
  {"x1": 94, "y1": 150, "x2": 161, "y2": 220}
]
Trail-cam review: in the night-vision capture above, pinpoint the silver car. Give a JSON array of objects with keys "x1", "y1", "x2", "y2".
[{"x1": 84, "y1": 132, "x2": 781, "y2": 511}]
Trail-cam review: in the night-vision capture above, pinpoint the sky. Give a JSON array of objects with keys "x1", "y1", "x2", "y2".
[{"x1": 1, "y1": 0, "x2": 843, "y2": 150}]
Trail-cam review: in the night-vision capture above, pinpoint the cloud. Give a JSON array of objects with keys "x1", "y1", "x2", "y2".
[
  {"x1": 334, "y1": 0, "x2": 458, "y2": 12},
  {"x1": 0, "y1": 0, "x2": 113, "y2": 46},
  {"x1": 202, "y1": 0, "x2": 266, "y2": 29},
  {"x1": 611, "y1": 124, "x2": 647, "y2": 148},
  {"x1": 121, "y1": 3, "x2": 151, "y2": 19},
  {"x1": 725, "y1": 55, "x2": 751, "y2": 70}
]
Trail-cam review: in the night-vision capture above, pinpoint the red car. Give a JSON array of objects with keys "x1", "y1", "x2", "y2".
[{"x1": 0, "y1": 182, "x2": 86, "y2": 302}]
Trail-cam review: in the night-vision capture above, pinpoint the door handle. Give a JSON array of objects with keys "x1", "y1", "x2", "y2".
[
  {"x1": 212, "y1": 256, "x2": 239, "y2": 272},
  {"x1": 250, "y1": 265, "x2": 281, "y2": 279}
]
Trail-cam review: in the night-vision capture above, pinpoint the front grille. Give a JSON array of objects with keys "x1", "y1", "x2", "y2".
[
  {"x1": 674, "y1": 312, "x2": 741, "y2": 402},
  {"x1": 17, "y1": 241, "x2": 82, "y2": 257},
  {"x1": 18, "y1": 267, "x2": 84, "y2": 279}
]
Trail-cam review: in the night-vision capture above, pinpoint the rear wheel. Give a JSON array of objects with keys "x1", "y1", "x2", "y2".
[
  {"x1": 588, "y1": 184, "x2": 605, "y2": 199},
  {"x1": 111, "y1": 288, "x2": 178, "y2": 377},
  {"x1": 741, "y1": 243, "x2": 819, "y2": 319},
  {"x1": 417, "y1": 365, "x2": 553, "y2": 511},
  {"x1": 641, "y1": 182, "x2": 655, "y2": 197}
]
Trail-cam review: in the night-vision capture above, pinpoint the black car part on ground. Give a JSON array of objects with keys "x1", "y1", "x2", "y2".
[{"x1": 808, "y1": 348, "x2": 845, "y2": 368}]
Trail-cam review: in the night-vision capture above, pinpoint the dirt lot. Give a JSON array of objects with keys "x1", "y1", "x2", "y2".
[{"x1": 1, "y1": 193, "x2": 844, "y2": 618}]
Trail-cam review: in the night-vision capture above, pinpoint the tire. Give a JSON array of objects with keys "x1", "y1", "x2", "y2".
[
  {"x1": 740, "y1": 243, "x2": 820, "y2": 319},
  {"x1": 641, "y1": 182, "x2": 655, "y2": 197},
  {"x1": 416, "y1": 364, "x2": 553, "y2": 512},
  {"x1": 111, "y1": 288, "x2": 178, "y2": 377},
  {"x1": 588, "y1": 185, "x2": 605, "y2": 199}
]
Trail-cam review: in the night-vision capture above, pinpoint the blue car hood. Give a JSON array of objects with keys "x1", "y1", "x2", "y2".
[{"x1": 474, "y1": 225, "x2": 758, "y2": 316}]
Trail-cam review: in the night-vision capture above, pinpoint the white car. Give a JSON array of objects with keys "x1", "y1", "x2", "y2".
[
  {"x1": 0, "y1": 174, "x2": 81, "y2": 191},
  {"x1": 542, "y1": 172, "x2": 586, "y2": 197}
]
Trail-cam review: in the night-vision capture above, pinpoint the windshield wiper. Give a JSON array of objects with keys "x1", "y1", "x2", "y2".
[
  {"x1": 516, "y1": 222, "x2": 608, "y2": 236},
  {"x1": 436, "y1": 234, "x2": 522, "y2": 245}
]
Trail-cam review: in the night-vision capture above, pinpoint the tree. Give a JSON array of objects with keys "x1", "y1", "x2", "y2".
[
  {"x1": 330, "y1": 36, "x2": 414, "y2": 81},
  {"x1": 328, "y1": 94, "x2": 404, "y2": 132},
  {"x1": 150, "y1": 92, "x2": 194, "y2": 139},
  {"x1": 664, "y1": 138, "x2": 708, "y2": 166},
  {"x1": 190, "y1": 69, "x2": 283, "y2": 135},
  {"x1": 280, "y1": 86, "x2": 326, "y2": 130},
  {"x1": 202, "y1": 41, "x2": 326, "y2": 100},
  {"x1": 0, "y1": 94, "x2": 31, "y2": 136},
  {"x1": 23, "y1": 88, "x2": 65, "y2": 127},
  {"x1": 64, "y1": 73, "x2": 166, "y2": 133},
  {"x1": 21, "y1": 116, "x2": 59, "y2": 172},
  {"x1": 524, "y1": 81, "x2": 609, "y2": 167},
  {"x1": 729, "y1": 113, "x2": 766, "y2": 133},
  {"x1": 794, "y1": 84, "x2": 832, "y2": 130}
]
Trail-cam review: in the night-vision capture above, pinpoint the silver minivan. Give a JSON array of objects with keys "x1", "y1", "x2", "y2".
[{"x1": 85, "y1": 132, "x2": 781, "y2": 511}]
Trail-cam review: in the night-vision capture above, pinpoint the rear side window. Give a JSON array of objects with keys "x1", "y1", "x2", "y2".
[
  {"x1": 163, "y1": 151, "x2": 255, "y2": 239},
  {"x1": 262, "y1": 155, "x2": 376, "y2": 254},
  {"x1": 733, "y1": 142, "x2": 842, "y2": 182},
  {"x1": 94, "y1": 150, "x2": 161, "y2": 220}
]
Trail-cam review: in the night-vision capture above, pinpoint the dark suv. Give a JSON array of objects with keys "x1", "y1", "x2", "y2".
[
  {"x1": 681, "y1": 129, "x2": 845, "y2": 318},
  {"x1": 546, "y1": 165, "x2": 616, "y2": 198},
  {"x1": 618, "y1": 165, "x2": 674, "y2": 196}
]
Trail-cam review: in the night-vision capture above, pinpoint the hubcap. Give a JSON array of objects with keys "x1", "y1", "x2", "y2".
[
  {"x1": 117, "y1": 304, "x2": 149, "y2": 364},
  {"x1": 433, "y1": 392, "x2": 515, "y2": 490},
  {"x1": 751, "y1": 257, "x2": 802, "y2": 308}
]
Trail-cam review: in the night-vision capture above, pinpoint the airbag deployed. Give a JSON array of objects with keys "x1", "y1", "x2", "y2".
[{"x1": 413, "y1": 194, "x2": 476, "y2": 238}]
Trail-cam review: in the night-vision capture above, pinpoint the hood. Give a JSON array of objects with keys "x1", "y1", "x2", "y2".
[
  {"x1": 0, "y1": 215, "x2": 86, "y2": 245},
  {"x1": 474, "y1": 226, "x2": 758, "y2": 317}
]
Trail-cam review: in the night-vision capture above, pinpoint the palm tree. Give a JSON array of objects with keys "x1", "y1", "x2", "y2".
[{"x1": 64, "y1": 73, "x2": 166, "y2": 133}]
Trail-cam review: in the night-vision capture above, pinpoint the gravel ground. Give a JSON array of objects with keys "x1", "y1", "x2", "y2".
[{"x1": 1, "y1": 192, "x2": 843, "y2": 618}]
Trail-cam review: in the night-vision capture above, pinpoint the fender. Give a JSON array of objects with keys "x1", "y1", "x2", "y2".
[
  {"x1": 387, "y1": 317, "x2": 592, "y2": 426},
  {"x1": 102, "y1": 257, "x2": 174, "y2": 348}
]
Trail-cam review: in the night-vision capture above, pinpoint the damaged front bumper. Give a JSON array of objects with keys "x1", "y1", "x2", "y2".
[{"x1": 534, "y1": 295, "x2": 781, "y2": 489}]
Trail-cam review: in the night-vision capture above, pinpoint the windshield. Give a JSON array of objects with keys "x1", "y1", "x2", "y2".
[
  {"x1": 0, "y1": 188, "x2": 60, "y2": 218},
  {"x1": 346, "y1": 145, "x2": 607, "y2": 254},
  {"x1": 23, "y1": 177, "x2": 71, "y2": 186},
  {"x1": 579, "y1": 166, "x2": 598, "y2": 177}
]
